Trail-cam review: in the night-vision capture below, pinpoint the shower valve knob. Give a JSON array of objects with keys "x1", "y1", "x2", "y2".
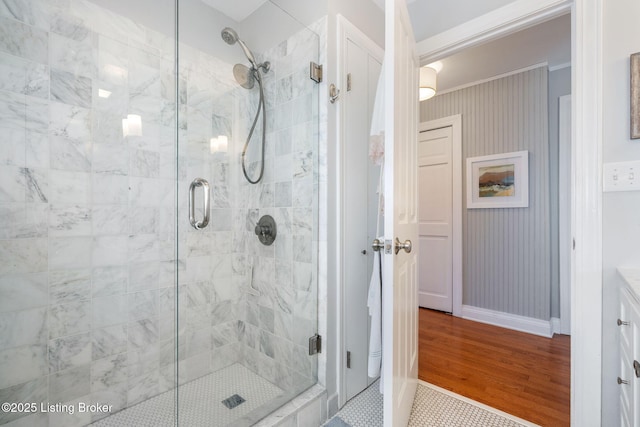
[
  {"x1": 254, "y1": 215, "x2": 276, "y2": 246},
  {"x1": 255, "y1": 224, "x2": 271, "y2": 236}
]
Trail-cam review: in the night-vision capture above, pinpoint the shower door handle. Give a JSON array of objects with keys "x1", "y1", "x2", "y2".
[{"x1": 189, "y1": 178, "x2": 210, "y2": 230}]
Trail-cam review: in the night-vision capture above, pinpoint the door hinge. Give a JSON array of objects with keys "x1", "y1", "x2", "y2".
[
  {"x1": 346, "y1": 351, "x2": 351, "y2": 368},
  {"x1": 309, "y1": 62, "x2": 323, "y2": 83},
  {"x1": 346, "y1": 73, "x2": 352, "y2": 91},
  {"x1": 309, "y1": 334, "x2": 322, "y2": 355}
]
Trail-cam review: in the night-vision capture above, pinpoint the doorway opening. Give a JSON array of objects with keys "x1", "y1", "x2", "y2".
[{"x1": 417, "y1": 12, "x2": 572, "y2": 426}]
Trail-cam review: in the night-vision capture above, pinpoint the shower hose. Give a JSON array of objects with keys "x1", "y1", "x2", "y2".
[{"x1": 241, "y1": 69, "x2": 266, "y2": 184}]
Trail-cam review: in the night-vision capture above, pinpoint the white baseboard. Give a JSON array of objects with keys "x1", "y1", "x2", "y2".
[
  {"x1": 461, "y1": 305, "x2": 553, "y2": 338},
  {"x1": 550, "y1": 317, "x2": 561, "y2": 335},
  {"x1": 327, "y1": 392, "x2": 339, "y2": 419}
]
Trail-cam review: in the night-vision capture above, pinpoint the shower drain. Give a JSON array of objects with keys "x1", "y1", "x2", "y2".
[{"x1": 221, "y1": 394, "x2": 246, "y2": 409}]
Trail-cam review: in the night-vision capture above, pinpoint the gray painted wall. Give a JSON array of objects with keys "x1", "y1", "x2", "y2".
[
  {"x1": 548, "y1": 66, "x2": 571, "y2": 318},
  {"x1": 420, "y1": 67, "x2": 551, "y2": 320}
]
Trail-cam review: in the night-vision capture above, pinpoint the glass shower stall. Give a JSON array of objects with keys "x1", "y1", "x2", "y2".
[{"x1": 0, "y1": 0, "x2": 320, "y2": 425}]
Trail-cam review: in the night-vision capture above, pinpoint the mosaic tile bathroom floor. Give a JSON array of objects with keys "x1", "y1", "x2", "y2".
[
  {"x1": 92, "y1": 364, "x2": 283, "y2": 427},
  {"x1": 325, "y1": 380, "x2": 539, "y2": 427}
]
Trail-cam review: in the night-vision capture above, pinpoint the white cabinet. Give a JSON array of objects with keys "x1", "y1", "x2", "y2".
[{"x1": 619, "y1": 284, "x2": 640, "y2": 427}]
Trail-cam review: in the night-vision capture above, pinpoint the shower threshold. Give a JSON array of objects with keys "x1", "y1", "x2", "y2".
[{"x1": 92, "y1": 363, "x2": 284, "y2": 427}]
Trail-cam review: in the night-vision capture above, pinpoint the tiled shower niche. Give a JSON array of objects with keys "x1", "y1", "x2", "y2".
[{"x1": 0, "y1": 0, "x2": 319, "y2": 425}]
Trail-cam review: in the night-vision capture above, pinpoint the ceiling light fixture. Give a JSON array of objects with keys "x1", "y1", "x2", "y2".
[
  {"x1": 426, "y1": 61, "x2": 443, "y2": 74},
  {"x1": 419, "y1": 66, "x2": 437, "y2": 101}
]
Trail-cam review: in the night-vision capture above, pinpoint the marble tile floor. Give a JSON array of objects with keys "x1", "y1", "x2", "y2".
[
  {"x1": 325, "y1": 380, "x2": 540, "y2": 427},
  {"x1": 92, "y1": 363, "x2": 283, "y2": 427}
]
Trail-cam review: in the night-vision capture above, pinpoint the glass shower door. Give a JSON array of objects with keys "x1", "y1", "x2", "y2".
[
  {"x1": 0, "y1": 0, "x2": 179, "y2": 425},
  {"x1": 0, "y1": 0, "x2": 320, "y2": 424},
  {"x1": 176, "y1": 1, "x2": 321, "y2": 425}
]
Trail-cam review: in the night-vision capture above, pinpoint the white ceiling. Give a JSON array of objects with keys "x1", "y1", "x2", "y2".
[
  {"x1": 407, "y1": 0, "x2": 515, "y2": 42},
  {"x1": 200, "y1": 0, "x2": 571, "y2": 94},
  {"x1": 431, "y1": 13, "x2": 571, "y2": 93},
  {"x1": 369, "y1": 0, "x2": 570, "y2": 93},
  {"x1": 371, "y1": 0, "x2": 514, "y2": 42},
  {"x1": 199, "y1": 0, "x2": 267, "y2": 21},
  {"x1": 369, "y1": 0, "x2": 571, "y2": 93}
]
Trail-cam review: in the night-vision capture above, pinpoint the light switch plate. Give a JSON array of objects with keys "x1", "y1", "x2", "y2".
[{"x1": 603, "y1": 161, "x2": 640, "y2": 192}]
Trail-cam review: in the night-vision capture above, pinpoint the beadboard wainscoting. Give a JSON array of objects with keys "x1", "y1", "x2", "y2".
[{"x1": 420, "y1": 67, "x2": 552, "y2": 324}]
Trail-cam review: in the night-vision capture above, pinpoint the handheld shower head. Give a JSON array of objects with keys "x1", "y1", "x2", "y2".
[
  {"x1": 221, "y1": 27, "x2": 238, "y2": 45},
  {"x1": 221, "y1": 28, "x2": 269, "y2": 185},
  {"x1": 221, "y1": 27, "x2": 258, "y2": 69},
  {"x1": 233, "y1": 64, "x2": 255, "y2": 90}
]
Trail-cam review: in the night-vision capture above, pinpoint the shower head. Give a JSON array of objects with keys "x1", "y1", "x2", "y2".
[
  {"x1": 221, "y1": 27, "x2": 239, "y2": 45},
  {"x1": 221, "y1": 27, "x2": 258, "y2": 69},
  {"x1": 233, "y1": 64, "x2": 255, "y2": 90}
]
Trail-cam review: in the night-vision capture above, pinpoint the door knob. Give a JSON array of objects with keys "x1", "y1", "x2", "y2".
[
  {"x1": 371, "y1": 239, "x2": 384, "y2": 252},
  {"x1": 394, "y1": 237, "x2": 412, "y2": 255}
]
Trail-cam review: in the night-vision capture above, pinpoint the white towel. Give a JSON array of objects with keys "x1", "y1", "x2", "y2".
[
  {"x1": 370, "y1": 62, "x2": 385, "y2": 218},
  {"x1": 367, "y1": 243, "x2": 383, "y2": 378},
  {"x1": 369, "y1": 62, "x2": 385, "y2": 166},
  {"x1": 368, "y1": 61, "x2": 385, "y2": 387}
]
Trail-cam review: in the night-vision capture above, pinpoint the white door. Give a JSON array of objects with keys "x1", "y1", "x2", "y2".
[
  {"x1": 418, "y1": 127, "x2": 453, "y2": 312},
  {"x1": 343, "y1": 34, "x2": 383, "y2": 400},
  {"x1": 382, "y1": 0, "x2": 418, "y2": 425}
]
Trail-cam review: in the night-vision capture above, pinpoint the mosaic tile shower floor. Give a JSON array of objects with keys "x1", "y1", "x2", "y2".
[
  {"x1": 325, "y1": 380, "x2": 539, "y2": 427},
  {"x1": 92, "y1": 364, "x2": 283, "y2": 427}
]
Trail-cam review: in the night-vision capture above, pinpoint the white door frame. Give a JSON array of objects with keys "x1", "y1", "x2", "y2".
[
  {"x1": 558, "y1": 94, "x2": 572, "y2": 335},
  {"x1": 417, "y1": 0, "x2": 603, "y2": 424},
  {"x1": 419, "y1": 115, "x2": 462, "y2": 317},
  {"x1": 336, "y1": 14, "x2": 384, "y2": 409}
]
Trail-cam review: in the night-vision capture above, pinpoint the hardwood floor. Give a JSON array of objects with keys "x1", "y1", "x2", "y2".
[{"x1": 418, "y1": 308, "x2": 571, "y2": 427}]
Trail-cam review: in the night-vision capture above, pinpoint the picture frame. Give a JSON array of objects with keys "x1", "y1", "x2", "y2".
[
  {"x1": 466, "y1": 150, "x2": 529, "y2": 209},
  {"x1": 632, "y1": 52, "x2": 640, "y2": 140}
]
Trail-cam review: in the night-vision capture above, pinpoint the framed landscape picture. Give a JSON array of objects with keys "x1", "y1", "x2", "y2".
[{"x1": 466, "y1": 150, "x2": 529, "y2": 209}]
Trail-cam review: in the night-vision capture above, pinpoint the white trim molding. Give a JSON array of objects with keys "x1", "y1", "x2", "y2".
[
  {"x1": 551, "y1": 317, "x2": 562, "y2": 335},
  {"x1": 549, "y1": 62, "x2": 572, "y2": 72},
  {"x1": 571, "y1": 0, "x2": 603, "y2": 423},
  {"x1": 558, "y1": 95, "x2": 572, "y2": 336},
  {"x1": 462, "y1": 305, "x2": 554, "y2": 338},
  {"x1": 435, "y1": 63, "x2": 548, "y2": 96},
  {"x1": 416, "y1": 0, "x2": 572, "y2": 64}
]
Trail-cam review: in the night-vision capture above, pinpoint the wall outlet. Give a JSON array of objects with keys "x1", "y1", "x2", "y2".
[{"x1": 603, "y1": 161, "x2": 640, "y2": 192}]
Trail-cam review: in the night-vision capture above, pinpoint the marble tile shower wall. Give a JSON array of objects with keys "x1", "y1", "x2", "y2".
[
  {"x1": 0, "y1": 0, "x2": 234, "y2": 425},
  {"x1": 233, "y1": 28, "x2": 320, "y2": 392},
  {"x1": 0, "y1": 0, "x2": 320, "y2": 425}
]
